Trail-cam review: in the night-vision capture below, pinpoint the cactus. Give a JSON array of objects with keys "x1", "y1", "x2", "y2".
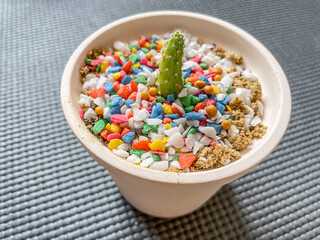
[{"x1": 157, "y1": 31, "x2": 184, "y2": 98}]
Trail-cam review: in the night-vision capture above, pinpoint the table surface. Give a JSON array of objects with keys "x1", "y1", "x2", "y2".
[{"x1": 1, "y1": 0, "x2": 320, "y2": 239}]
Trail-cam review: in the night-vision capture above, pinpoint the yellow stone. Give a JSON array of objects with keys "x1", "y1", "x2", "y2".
[
  {"x1": 100, "y1": 62, "x2": 108, "y2": 73},
  {"x1": 149, "y1": 139, "x2": 165, "y2": 152},
  {"x1": 165, "y1": 123, "x2": 172, "y2": 129},
  {"x1": 177, "y1": 148, "x2": 182, "y2": 153},
  {"x1": 132, "y1": 48, "x2": 137, "y2": 54},
  {"x1": 185, "y1": 78, "x2": 190, "y2": 83},
  {"x1": 113, "y1": 72, "x2": 121, "y2": 80},
  {"x1": 105, "y1": 123, "x2": 112, "y2": 132},
  {"x1": 162, "y1": 104, "x2": 173, "y2": 114},
  {"x1": 131, "y1": 63, "x2": 141, "y2": 68},
  {"x1": 156, "y1": 41, "x2": 165, "y2": 48},
  {"x1": 114, "y1": 51, "x2": 122, "y2": 56},
  {"x1": 226, "y1": 105, "x2": 232, "y2": 113},
  {"x1": 108, "y1": 139, "x2": 124, "y2": 150},
  {"x1": 211, "y1": 84, "x2": 220, "y2": 94},
  {"x1": 110, "y1": 123, "x2": 121, "y2": 133},
  {"x1": 162, "y1": 137, "x2": 169, "y2": 144}
]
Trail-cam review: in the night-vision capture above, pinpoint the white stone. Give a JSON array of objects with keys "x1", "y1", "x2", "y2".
[
  {"x1": 140, "y1": 158, "x2": 154, "y2": 168},
  {"x1": 145, "y1": 119, "x2": 162, "y2": 125},
  {"x1": 112, "y1": 149, "x2": 129, "y2": 158},
  {"x1": 199, "y1": 135, "x2": 212, "y2": 145},
  {"x1": 199, "y1": 126, "x2": 217, "y2": 139},
  {"x1": 193, "y1": 142, "x2": 204, "y2": 155},
  {"x1": 242, "y1": 70, "x2": 258, "y2": 81},
  {"x1": 173, "y1": 118, "x2": 187, "y2": 126},
  {"x1": 228, "y1": 125, "x2": 240, "y2": 135},
  {"x1": 133, "y1": 108, "x2": 150, "y2": 121},
  {"x1": 170, "y1": 161, "x2": 181, "y2": 169},
  {"x1": 251, "y1": 116, "x2": 262, "y2": 127},
  {"x1": 84, "y1": 108, "x2": 97, "y2": 120},
  {"x1": 167, "y1": 132, "x2": 184, "y2": 148},
  {"x1": 113, "y1": 41, "x2": 130, "y2": 52},
  {"x1": 164, "y1": 127, "x2": 181, "y2": 137},
  {"x1": 149, "y1": 161, "x2": 169, "y2": 171},
  {"x1": 221, "y1": 75, "x2": 233, "y2": 88},
  {"x1": 127, "y1": 154, "x2": 141, "y2": 164},
  {"x1": 186, "y1": 133, "x2": 197, "y2": 149}
]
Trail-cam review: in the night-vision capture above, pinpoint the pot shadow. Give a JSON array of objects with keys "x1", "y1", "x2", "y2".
[{"x1": 134, "y1": 185, "x2": 251, "y2": 240}]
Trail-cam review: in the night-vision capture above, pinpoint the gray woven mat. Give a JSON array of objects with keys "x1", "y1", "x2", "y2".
[{"x1": 1, "y1": 0, "x2": 320, "y2": 239}]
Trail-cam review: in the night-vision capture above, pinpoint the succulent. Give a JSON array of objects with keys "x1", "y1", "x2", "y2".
[{"x1": 157, "y1": 31, "x2": 184, "y2": 98}]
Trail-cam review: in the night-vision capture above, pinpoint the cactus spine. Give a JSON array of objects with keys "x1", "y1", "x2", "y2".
[{"x1": 157, "y1": 31, "x2": 184, "y2": 98}]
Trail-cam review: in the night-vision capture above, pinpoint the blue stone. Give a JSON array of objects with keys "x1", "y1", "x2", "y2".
[
  {"x1": 216, "y1": 102, "x2": 225, "y2": 114},
  {"x1": 207, "y1": 123, "x2": 222, "y2": 134},
  {"x1": 222, "y1": 96, "x2": 230, "y2": 105},
  {"x1": 104, "y1": 81, "x2": 114, "y2": 93},
  {"x1": 132, "y1": 68, "x2": 143, "y2": 75},
  {"x1": 125, "y1": 99, "x2": 134, "y2": 108},
  {"x1": 199, "y1": 75, "x2": 209, "y2": 84},
  {"x1": 164, "y1": 114, "x2": 180, "y2": 119},
  {"x1": 183, "y1": 112, "x2": 206, "y2": 120},
  {"x1": 167, "y1": 94, "x2": 175, "y2": 102},
  {"x1": 182, "y1": 71, "x2": 190, "y2": 79},
  {"x1": 110, "y1": 106, "x2": 121, "y2": 115},
  {"x1": 150, "y1": 106, "x2": 158, "y2": 118},
  {"x1": 122, "y1": 132, "x2": 135, "y2": 144},
  {"x1": 111, "y1": 97, "x2": 122, "y2": 106},
  {"x1": 156, "y1": 103, "x2": 164, "y2": 114},
  {"x1": 170, "y1": 122, "x2": 177, "y2": 128},
  {"x1": 108, "y1": 66, "x2": 121, "y2": 74},
  {"x1": 122, "y1": 75, "x2": 132, "y2": 85},
  {"x1": 199, "y1": 94, "x2": 208, "y2": 100},
  {"x1": 114, "y1": 61, "x2": 121, "y2": 67},
  {"x1": 141, "y1": 65, "x2": 153, "y2": 73}
]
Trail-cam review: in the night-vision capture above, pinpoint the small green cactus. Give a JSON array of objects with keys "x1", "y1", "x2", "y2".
[{"x1": 157, "y1": 31, "x2": 184, "y2": 98}]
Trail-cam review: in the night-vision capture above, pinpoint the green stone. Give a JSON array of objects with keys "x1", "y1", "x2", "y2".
[
  {"x1": 140, "y1": 132, "x2": 149, "y2": 137},
  {"x1": 143, "y1": 122, "x2": 152, "y2": 132},
  {"x1": 85, "y1": 58, "x2": 93, "y2": 66},
  {"x1": 152, "y1": 101, "x2": 157, "y2": 106},
  {"x1": 184, "y1": 82, "x2": 192, "y2": 88},
  {"x1": 130, "y1": 149, "x2": 146, "y2": 158},
  {"x1": 152, "y1": 154, "x2": 161, "y2": 162},
  {"x1": 191, "y1": 96, "x2": 200, "y2": 105},
  {"x1": 184, "y1": 106, "x2": 194, "y2": 113},
  {"x1": 172, "y1": 156, "x2": 179, "y2": 161},
  {"x1": 119, "y1": 53, "x2": 126, "y2": 59},
  {"x1": 157, "y1": 96, "x2": 166, "y2": 102},
  {"x1": 133, "y1": 77, "x2": 147, "y2": 85},
  {"x1": 129, "y1": 54, "x2": 139, "y2": 64},
  {"x1": 186, "y1": 128, "x2": 196, "y2": 136},
  {"x1": 92, "y1": 119, "x2": 106, "y2": 133},
  {"x1": 96, "y1": 63, "x2": 101, "y2": 73},
  {"x1": 150, "y1": 43, "x2": 157, "y2": 49},
  {"x1": 226, "y1": 88, "x2": 232, "y2": 94},
  {"x1": 129, "y1": 45, "x2": 138, "y2": 51},
  {"x1": 143, "y1": 122, "x2": 158, "y2": 133},
  {"x1": 180, "y1": 95, "x2": 193, "y2": 107},
  {"x1": 199, "y1": 62, "x2": 208, "y2": 69},
  {"x1": 111, "y1": 90, "x2": 117, "y2": 96},
  {"x1": 141, "y1": 47, "x2": 149, "y2": 54},
  {"x1": 105, "y1": 102, "x2": 113, "y2": 108},
  {"x1": 185, "y1": 54, "x2": 189, "y2": 60}
]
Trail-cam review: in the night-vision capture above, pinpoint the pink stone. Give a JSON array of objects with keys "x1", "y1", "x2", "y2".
[
  {"x1": 206, "y1": 100, "x2": 216, "y2": 106},
  {"x1": 91, "y1": 58, "x2": 104, "y2": 66},
  {"x1": 78, "y1": 109, "x2": 84, "y2": 119},
  {"x1": 120, "y1": 70, "x2": 126, "y2": 81},
  {"x1": 107, "y1": 133, "x2": 121, "y2": 142},
  {"x1": 151, "y1": 151, "x2": 166, "y2": 155},
  {"x1": 189, "y1": 57, "x2": 200, "y2": 63},
  {"x1": 206, "y1": 74, "x2": 216, "y2": 79},
  {"x1": 191, "y1": 67, "x2": 204, "y2": 74},
  {"x1": 110, "y1": 114, "x2": 129, "y2": 123},
  {"x1": 140, "y1": 58, "x2": 148, "y2": 65}
]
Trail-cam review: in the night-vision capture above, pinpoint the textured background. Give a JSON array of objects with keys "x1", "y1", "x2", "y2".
[{"x1": 1, "y1": 0, "x2": 320, "y2": 239}]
